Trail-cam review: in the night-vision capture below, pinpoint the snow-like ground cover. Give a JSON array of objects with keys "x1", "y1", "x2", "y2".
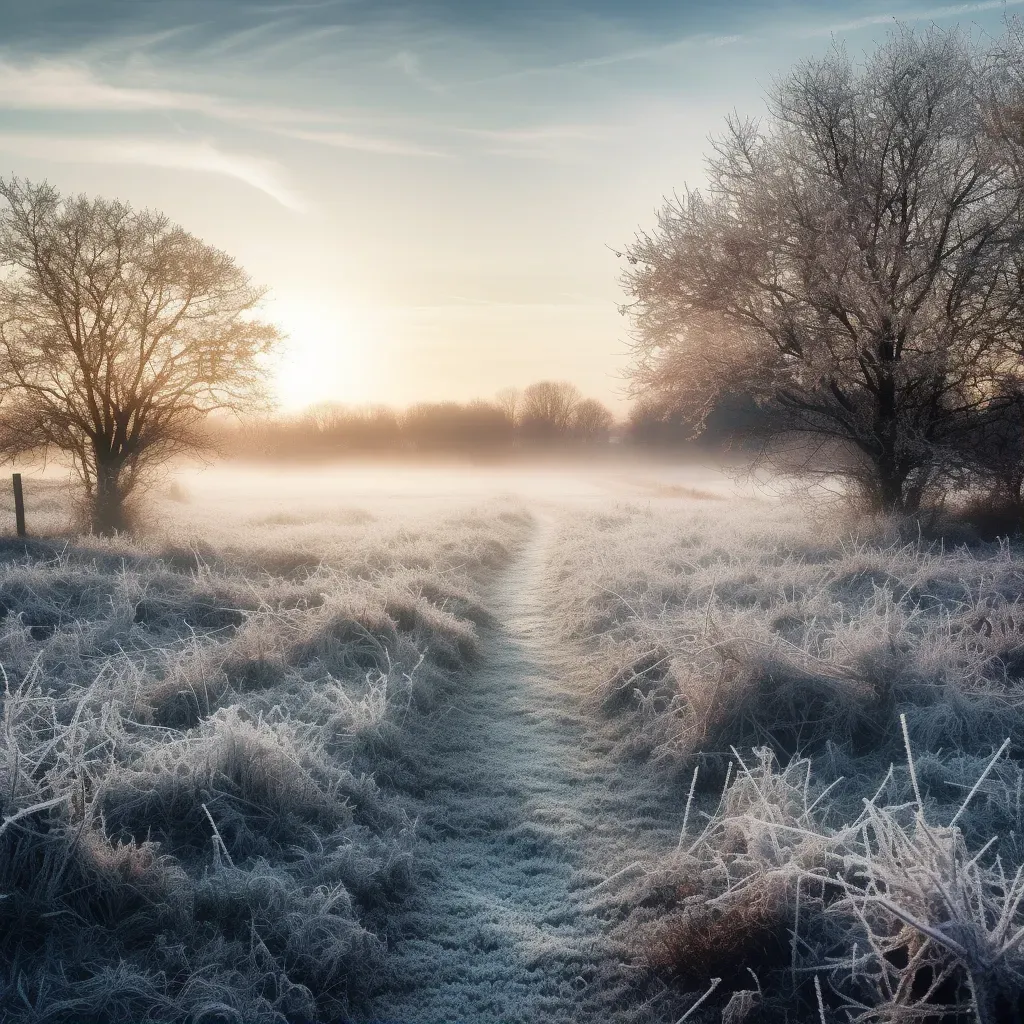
[
  {"x1": 549, "y1": 495, "x2": 1024, "y2": 1021},
  {"x1": 367, "y1": 517, "x2": 686, "y2": 1024},
  {"x1": 0, "y1": 474, "x2": 532, "y2": 1022},
  {"x1": 4, "y1": 460, "x2": 1022, "y2": 1023}
]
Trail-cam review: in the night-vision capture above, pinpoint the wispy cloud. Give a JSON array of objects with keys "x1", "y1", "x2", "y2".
[
  {"x1": 0, "y1": 58, "x2": 341, "y2": 126},
  {"x1": 0, "y1": 59, "x2": 205, "y2": 112},
  {"x1": 463, "y1": 30, "x2": 743, "y2": 86},
  {"x1": 566, "y1": 33, "x2": 743, "y2": 70},
  {"x1": 459, "y1": 123, "x2": 612, "y2": 159},
  {"x1": 463, "y1": 124, "x2": 609, "y2": 144},
  {"x1": 192, "y1": 20, "x2": 352, "y2": 62},
  {"x1": 251, "y1": 0, "x2": 350, "y2": 12},
  {"x1": 386, "y1": 50, "x2": 446, "y2": 94},
  {"x1": 807, "y1": 0, "x2": 1024, "y2": 36},
  {"x1": 0, "y1": 133, "x2": 303, "y2": 209},
  {"x1": 0, "y1": 58, "x2": 450, "y2": 159},
  {"x1": 461, "y1": 0, "x2": 1018, "y2": 85},
  {"x1": 278, "y1": 126, "x2": 447, "y2": 158}
]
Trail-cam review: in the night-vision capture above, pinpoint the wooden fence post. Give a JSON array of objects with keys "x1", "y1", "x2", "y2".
[{"x1": 12, "y1": 473, "x2": 25, "y2": 537}]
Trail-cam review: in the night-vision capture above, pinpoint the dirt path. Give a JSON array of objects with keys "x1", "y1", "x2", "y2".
[{"x1": 369, "y1": 513, "x2": 682, "y2": 1024}]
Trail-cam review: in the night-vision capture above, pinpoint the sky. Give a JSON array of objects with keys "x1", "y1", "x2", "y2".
[{"x1": 0, "y1": 0, "x2": 1017, "y2": 413}]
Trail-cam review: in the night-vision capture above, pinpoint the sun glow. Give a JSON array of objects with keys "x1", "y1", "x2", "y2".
[{"x1": 268, "y1": 296, "x2": 377, "y2": 412}]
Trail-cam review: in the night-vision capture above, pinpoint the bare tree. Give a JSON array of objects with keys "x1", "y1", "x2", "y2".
[
  {"x1": 621, "y1": 28, "x2": 1024, "y2": 514},
  {"x1": 305, "y1": 401, "x2": 347, "y2": 434},
  {"x1": 572, "y1": 397, "x2": 614, "y2": 442},
  {"x1": 519, "y1": 380, "x2": 581, "y2": 442},
  {"x1": 0, "y1": 179, "x2": 282, "y2": 532},
  {"x1": 494, "y1": 386, "x2": 521, "y2": 426},
  {"x1": 402, "y1": 400, "x2": 513, "y2": 451}
]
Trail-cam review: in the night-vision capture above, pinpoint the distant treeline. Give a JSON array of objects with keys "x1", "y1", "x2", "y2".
[
  {"x1": 218, "y1": 382, "x2": 611, "y2": 459},
  {"x1": 213, "y1": 380, "x2": 754, "y2": 460}
]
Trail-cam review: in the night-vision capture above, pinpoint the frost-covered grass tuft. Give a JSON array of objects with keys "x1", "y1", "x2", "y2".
[
  {"x1": 0, "y1": 487, "x2": 531, "y2": 1022},
  {"x1": 549, "y1": 501, "x2": 1024, "y2": 766},
  {"x1": 549, "y1": 498, "x2": 1024, "y2": 1022},
  {"x1": 615, "y1": 745, "x2": 1024, "y2": 1022}
]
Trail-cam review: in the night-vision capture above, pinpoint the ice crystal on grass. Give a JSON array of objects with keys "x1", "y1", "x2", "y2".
[
  {"x1": 0, "y1": 493, "x2": 530, "y2": 1022},
  {"x1": 551, "y1": 498, "x2": 1024, "y2": 1021}
]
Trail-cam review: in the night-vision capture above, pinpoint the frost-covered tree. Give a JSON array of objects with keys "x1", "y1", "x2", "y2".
[
  {"x1": 519, "y1": 380, "x2": 581, "y2": 441},
  {"x1": 571, "y1": 397, "x2": 614, "y2": 442},
  {"x1": 494, "y1": 386, "x2": 521, "y2": 427},
  {"x1": 0, "y1": 179, "x2": 282, "y2": 532},
  {"x1": 622, "y1": 28, "x2": 1024, "y2": 513}
]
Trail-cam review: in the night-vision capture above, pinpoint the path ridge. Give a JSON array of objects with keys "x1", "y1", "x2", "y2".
[{"x1": 369, "y1": 513, "x2": 680, "y2": 1024}]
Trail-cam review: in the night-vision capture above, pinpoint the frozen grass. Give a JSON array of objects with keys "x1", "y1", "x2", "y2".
[
  {"x1": 547, "y1": 498, "x2": 1024, "y2": 1021},
  {"x1": 10, "y1": 471, "x2": 1024, "y2": 1022},
  {"x1": 0, "y1": 480, "x2": 531, "y2": 1022}
]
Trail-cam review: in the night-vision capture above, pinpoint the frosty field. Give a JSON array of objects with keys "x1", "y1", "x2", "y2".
[{"x1": 0, "y1": 461, "x2": 1022, "y2": 1023}]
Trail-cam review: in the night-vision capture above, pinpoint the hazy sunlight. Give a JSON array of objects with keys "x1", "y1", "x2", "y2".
[{"x1": 270, "y1": 295, "x2": 377, "y2": 409}]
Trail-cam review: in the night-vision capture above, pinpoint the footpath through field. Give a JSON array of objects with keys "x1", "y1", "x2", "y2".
[{"x1": 369, "y1": 513, "x2": 682, "y2": 1024}]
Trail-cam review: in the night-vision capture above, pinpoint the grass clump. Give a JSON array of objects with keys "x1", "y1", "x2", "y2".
[
  {"x1": 549, "y1": 497, "x2": 1024, "y2": 1022},
  {"x1": 0, "y1": 493, "x2": 531, "y2": 1022}
]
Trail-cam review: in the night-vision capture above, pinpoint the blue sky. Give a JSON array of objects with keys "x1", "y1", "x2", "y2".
[{"x1": 0, "y1": 0, "x2": 1017, "y2": 409}]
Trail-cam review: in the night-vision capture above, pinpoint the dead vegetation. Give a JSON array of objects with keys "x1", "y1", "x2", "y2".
[
  {"x1": 0, "y1": 485, "x2": 530, "y2": 1022},
  {"x1": 549, "y1": 498, "x2": 1024, "y2": 1022}
]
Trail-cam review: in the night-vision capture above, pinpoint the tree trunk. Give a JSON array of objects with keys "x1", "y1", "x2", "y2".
[
  {"x1": 92, "y1": 455, "x2": 129, "y2": 534},
  {"x1": 875, "y1": 460, "x2": 908, "y2": 512},
  {"x1": 871, "y1": 342, "x2": 912, "y2": 514}
]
